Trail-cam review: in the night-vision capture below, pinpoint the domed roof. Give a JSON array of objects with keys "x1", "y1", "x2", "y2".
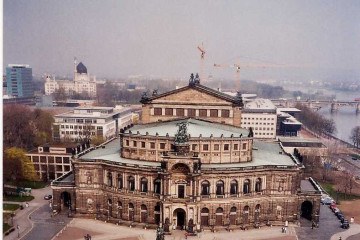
[{"x1": 76, "y1": 62, "x2": 87, "y2": 74}]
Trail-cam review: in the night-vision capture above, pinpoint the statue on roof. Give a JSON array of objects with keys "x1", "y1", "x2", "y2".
[
  {"x1": 140, "y1": 91, "x2": 149, "y2": 103},
  {"x1": 174, "y1": 122, "x2": 189, "y2": 144},
  {"x1": 194, "y1": 73, "x2": 200, "y2": 84},
  {"x1": 189, "y1": 73, "x2": 195, "y2": 86},
  {"x1": 152, "y1": 89, "x2": 158, "y2": 96}
]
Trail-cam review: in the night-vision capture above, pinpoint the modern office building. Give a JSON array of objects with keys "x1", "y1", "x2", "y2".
[
  {"x1": 6, "y1": 64, "x2": 33, "y2": 98},
  {"x1": 240, "y1": 99, "x2": 277, "y2": 139},
  {"x1": 51, "y1": 75, "x2": 320, "y2": 232},
  {"x1": 53, "y1": 106, "x2": 135, "y2": 142}
]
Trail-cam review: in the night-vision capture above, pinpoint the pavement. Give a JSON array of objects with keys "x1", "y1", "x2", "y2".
[
  {"x1": 330, "y1": 224, "x2": 360, "y2": 240},
  {"x1": 53, "y1": 218, "x2": 298, "y2": 240},
  {"x1": 4, "y1": 186, "x2": 51, "y2": 240}
]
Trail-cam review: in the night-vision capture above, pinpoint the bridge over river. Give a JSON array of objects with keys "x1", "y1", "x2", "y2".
[{"x1": 272, "y1": 99, "x2": 360, "y2": 113}]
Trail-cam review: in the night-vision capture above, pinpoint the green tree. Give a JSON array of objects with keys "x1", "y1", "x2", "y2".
[{"x1": 4, "y1": 147, "x2": 39, "y2": 182}]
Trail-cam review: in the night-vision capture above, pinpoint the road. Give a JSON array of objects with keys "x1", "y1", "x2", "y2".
[
  {"x1": 295, "y1": 204, "x2": 346, "y2": 240},
  {"x1": 3, "y1": 186, "x2": 71, "y2": 240}
]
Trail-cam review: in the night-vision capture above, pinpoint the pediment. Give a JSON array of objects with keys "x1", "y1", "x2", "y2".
[{"x1": 152, "y1": 88, "x2": 232, "y2": 105}]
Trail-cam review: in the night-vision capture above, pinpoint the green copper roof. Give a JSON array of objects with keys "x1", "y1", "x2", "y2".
[{"x1": 125, "y1": 118, "x2": 249, "y2": 138}]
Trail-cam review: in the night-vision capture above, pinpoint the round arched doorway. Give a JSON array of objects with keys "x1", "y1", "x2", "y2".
[
  {"x1": 301, "y1": 201, "x2": 313, "y2": 220},
  {"x1": 173, "y1": 208, "x2": 186, "y2": 230},
  {"x1": 60, "y1": 191, "x2": 71, "y2": 211}
]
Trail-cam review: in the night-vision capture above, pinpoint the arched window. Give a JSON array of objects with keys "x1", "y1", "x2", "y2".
[
  {"x1": 107, "y1": 172, "x2": 112, "y2": 187},
  {"x1": 140, "y1": 204, "x2": 148, "y2": 223},
  {"x1": 201, "y1": 180, "x2": 210, "y2": 196},
  {"x1": 243, "y1": 179, "x2": 250, "y2": 194},
  {"x1": 255, "y1": 178, "x2": 262, "y2": 193},
  {"x1": 140, "y1": 177, "x2": 148, "y2": 192},
  {"x1": 117, "y1": 174, "x2": 123, "y2": 189},
  {"x1": 128, "y1": 176, "x2": 135, "y2": 191},
  {"x1": 154, "y1": 202, "x2": 161, "y2": 225},
  {"x1": 243, "y1": 205, "x2": 250, "y2": 224},
  {"x1": 216, "y1": 180, "x2": 224, "y2": 195},
  {"x1": 215, "y1": 207, "x2": 224, "y2": 226},
  {"x1": 117, "y1": 201, "x2": 122, "y2": 219},
  {"x1": 255, "y1": 204, "x2": 261, "y2": 222},
  {"x1": 107, "y1": 198, "x2": 112, "y2": 206},
  {"x1": 230, "y1": 179, "x2": 238, "y2": 195},
  {"x1": 154, "y1": 178, "x2": 161, "y2": 194},
  {"x1": 128, "y1": 203, "x2": 134, "y2": 221},
  {"x1": 201, "y1": 208, "x2": 209, "y2": 226},
  {"x1": 230, "y1": 206, "x2": 237, "y2": 225}
]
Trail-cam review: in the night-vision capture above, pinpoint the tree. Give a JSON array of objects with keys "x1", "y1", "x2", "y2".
[
  {"x1": 4, "y1": 147, "x2": 39, "y2": 182},
  {"x1": 3, "y1": 105, "x2": 35, "y2": 150},
  {"x1": 32, "y1": 108, "x2": 54, "y2": 146},
  {"x1": 53, "y1": 87, "x2": 67, "y2": 104},
  {"x1": 350, "y1": 126, "x2": 360, "y2": 148}
]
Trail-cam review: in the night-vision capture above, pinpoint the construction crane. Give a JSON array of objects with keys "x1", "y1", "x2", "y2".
[
  {"x1": 214, "y1": 62, "x2": 285, "y2": 92},
  {"x1": 197, "y1": 43, "x2": 206, "y2": 82}
]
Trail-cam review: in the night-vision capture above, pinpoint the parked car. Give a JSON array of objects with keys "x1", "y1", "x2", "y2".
[
  {"x1": 321, "y1": 197, "x2": 334, "y2": 205},
  {"x1": 333, "y1": 208, "x2": 340, "y2": 214},
  {"x1": 329, "y1": 203, "x2": 337, "y2": 211},
  {"x1": 44, "y1": 194, "x2": 52, "y2": 200},
  {"x1": 341, "y1": 220, "x2": 350, "y2": 229},
  {"x1": 341, "y1": 218, "x2": 348, "y2": 224},
  {"x1": 337, "y1": 213, "x2": 344, "y2": 220}
]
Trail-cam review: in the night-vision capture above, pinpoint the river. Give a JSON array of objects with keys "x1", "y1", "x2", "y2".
[{"x1": 308, "y1": 90, "x2": 359, "y2": 144}]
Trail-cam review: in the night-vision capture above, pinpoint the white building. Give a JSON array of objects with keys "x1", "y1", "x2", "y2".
[
  {"x1": 45, "y1": 61, "x2": 97, "y2": 97},
  {"x1": 53, "y1": 106, "x2": 135, "y2": 142},
  {"x1": 240, "y1": 98, "x2": 277, "y2": 139}
]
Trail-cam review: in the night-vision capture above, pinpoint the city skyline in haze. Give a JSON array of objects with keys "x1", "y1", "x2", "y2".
[{"x1": 4, "y1": 0, "x2": 360, "y2": 81}]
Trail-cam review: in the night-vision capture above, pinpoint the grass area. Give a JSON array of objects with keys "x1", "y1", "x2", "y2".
[
  {"x1": 3, "y1": 195, "x2": 34, "y2": 202},
  {"x1": 3, "y1": 223, "x2": 12, "y2": 233},
  {"x1": 6, "y1": 180, "x2": 48, "y2": 189},
  {"x1": 350, "y1": 153, "x2": 360, "y2": 160},
  {"x1": 320, "y1": 182, "x2": 360, "y2": 203},
  {"x1": 3, "y1": 203, "x2": 20, "y2": 211}
]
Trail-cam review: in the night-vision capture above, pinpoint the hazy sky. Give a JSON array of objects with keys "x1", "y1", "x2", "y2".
[{"x1": 4, "y1": 0, "x2": 360, "y2": 80}]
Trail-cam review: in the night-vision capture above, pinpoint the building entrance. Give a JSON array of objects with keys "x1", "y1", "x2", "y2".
[{"x1": 173, "y1": 208, "x2": 186, "y2": 230}]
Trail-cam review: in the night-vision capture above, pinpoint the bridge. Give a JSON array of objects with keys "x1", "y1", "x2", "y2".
[{"x1": 272, "y1": 99, "x2": 360, "y2": 113}]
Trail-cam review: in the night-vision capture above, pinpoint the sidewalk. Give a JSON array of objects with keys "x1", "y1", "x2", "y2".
[
  {"x1": 54, "y1": 218, "x2": 298, "y2": 240},
  {"x1": 4, "y1": 186, "x2": 51, "y2": 240},
  {"x1": 330, "y1": 224, "x2": 360, "y2": 240}
]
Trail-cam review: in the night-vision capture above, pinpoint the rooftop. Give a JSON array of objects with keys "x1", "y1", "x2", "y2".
[
  {"x1": 125, "y1": 118, "x2": 249, "y2": 138},
  {"x1": 78, "y1": 138, "x2": 297, "y2": 169},
  {"x1": 243, "y1": 99, "x2": 276, "y2": 113}
]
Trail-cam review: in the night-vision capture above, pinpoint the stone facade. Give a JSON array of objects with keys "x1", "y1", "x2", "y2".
[{"x1": 51, "y1": 79, "x2": 321, "y2": 232}]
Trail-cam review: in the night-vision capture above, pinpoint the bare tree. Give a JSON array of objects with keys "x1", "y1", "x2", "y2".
[{"x1": 350, "y1": 126, "x2": 360, "y2": 148}]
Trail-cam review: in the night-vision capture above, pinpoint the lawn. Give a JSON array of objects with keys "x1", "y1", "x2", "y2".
[
  {"x1": 3, "y1": 223, "x2": 12, "y2": 233},
  {"x1": 320, "y1": 182, "x2": 360, "y2": 203},
  {"x1": 3, "y1": 203, "x2": 20, "y2": 211},
  {"x1": 6, "y1": 180, "x2": 47, "y2": 189},
  {"x1": 3, "y1": 195, "x2": 34, "y2": 202}
]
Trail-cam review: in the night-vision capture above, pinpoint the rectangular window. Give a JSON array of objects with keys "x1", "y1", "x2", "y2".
[
  {"x1": 192, "y1": 144, "x2": 197, "y2": 151},
  {"x1": 165, "y1": 108, "x2": 173, "y2": 116},
  {"x1": 199, "y1": 109, "x2": 207, "y2": 117},
  {"x1": 160, "y1": 143, "x2": 165, "y2": 149},
  {"x1": 203, "y1": 144, "x2": 209, "y2": 151},
  {"x1": 150, "y1": 142, "x2": 155, "y2": 149},
  {"x1": 188, "y1": 108, "x2": 196, "y2": 117},
  {"x1": 133, "y1": 141, "x2": 137, "y2": 147},
  {"x1": 242, "y1": 143, "x2": 247, "y2": 150},
  {"x1": 176, "y1": 108, "x2": 184, "y2": 116},
  {"x1": 141, "y1": 141, "x2": 146, "y2": 148},
  {"x1": 234, "y1": 144, "x2": 239, "y2": 150},
  {"x1": 63, "y1": 157, "x2": 70, "y2": 163},
  {"x1": 126, "y1": 140, "x2": 129, "y2": 146},
  {"x1": 210, "y1": 109, "x2": 218, "y2": 117},
  {"x1": 214, "y1": 144, "x2": 220, "y2": 151},
  {"x1": 154, "y1": 108, "x2": 162, "y2": 116},
  {"x1": 221, "y1": 109, "x2": 230, "y2": 118},
  {"x1": 56, "y1": 157, "x2": 62, "y2": 163},
  {"x1": 224, "y1": 144, "x2": 229, "y2": 151}
]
